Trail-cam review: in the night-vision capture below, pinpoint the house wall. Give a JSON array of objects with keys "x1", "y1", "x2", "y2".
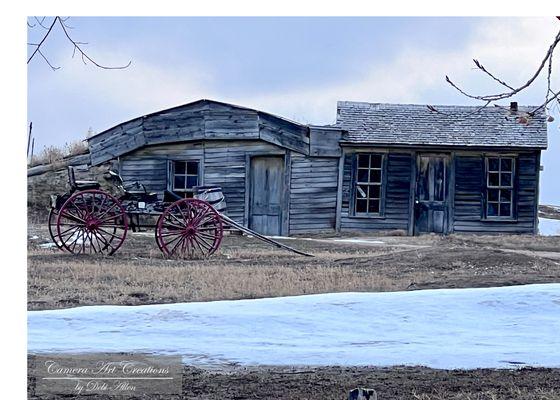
[
  {"x1": 452, "y1": 150, "x2": 540, "y2": 234},
  {"x1": 118, "y1": 140, "x2": 339, "y2": 235},
  {"x1": 339, "y1": 148, "x2": 413, "y2": 233},
  {"x1": 289, "y1": 153, "x2": 339, "y2": 234},
  {"x1": 339, "y1": 147, "x2": 541, "y2": 235}
]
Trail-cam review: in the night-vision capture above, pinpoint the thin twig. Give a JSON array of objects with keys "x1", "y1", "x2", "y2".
[
  {"x1": 446, "y1": 28, "x2": 560, "y2": 102},
  {"x1": 473, "y1": 59, "x2": 515, "y2": 90},
  {"x1": 27, "y1": 16, "x2": 131, "y2": 70},
  {"x1": 56, "y1": 17, "x2": 131, "y2": 70},
  {"x1": 27, "y1": 17, "x2": 57, "y2": 64}
]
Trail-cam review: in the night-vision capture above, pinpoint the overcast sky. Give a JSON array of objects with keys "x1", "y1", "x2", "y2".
[{"x1": 27, "y1": 17, "x2": 559, "y2": 204}]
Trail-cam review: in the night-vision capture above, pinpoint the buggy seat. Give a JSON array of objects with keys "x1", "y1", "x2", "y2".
[{"x1": 68, "y1": 166, "x2": 101, "y2": 191}]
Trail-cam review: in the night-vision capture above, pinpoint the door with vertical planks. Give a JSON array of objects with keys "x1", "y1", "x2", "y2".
[
  {"x1": 414, "y1": 154, "x2": 449, "y2": 234},
  {"x1": 249, "y1": 156, "x2": 284, "y2": 236}
]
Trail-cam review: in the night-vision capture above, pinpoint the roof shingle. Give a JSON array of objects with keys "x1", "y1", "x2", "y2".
[{"x1": 336, "y1": 101, "x2": 548, "y2": 149}]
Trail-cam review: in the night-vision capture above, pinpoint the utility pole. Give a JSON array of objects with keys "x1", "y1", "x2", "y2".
[{"x1": 27, "y1": 122, "x2": 33, "y2": 162}]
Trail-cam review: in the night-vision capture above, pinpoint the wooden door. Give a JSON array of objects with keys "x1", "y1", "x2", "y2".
[
  {"x1": 249, "y1": 156, "x2": 284, "y2": 236},
  {"x1": 414, "y1": 154, "x2": 449, "y2": 234}
]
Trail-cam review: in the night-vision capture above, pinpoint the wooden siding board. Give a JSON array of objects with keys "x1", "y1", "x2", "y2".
[
  {"x1": 452, "y1": 151, "x2": 539, "y2": 234},
  {"x1": 340, "y1": 151, "x2": 412, "y2": 232},
  {"x1": 288, "y1": 153, "x2": 338, "y2": 233}
]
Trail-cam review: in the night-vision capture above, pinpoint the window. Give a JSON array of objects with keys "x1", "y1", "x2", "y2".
[
  {"x1": 485, "y1": 156, "x2": 515, "y2": 218},
  {"x1": 171, "y1": 160, "x2": 200, "y2": 198},
  {"x1": 353, "y1": 153, "x2": 384, "y2": 215}
]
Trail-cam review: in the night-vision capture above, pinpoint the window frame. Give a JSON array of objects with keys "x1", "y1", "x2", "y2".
[
  {"x1": 483, "y1": 155, "x2": 517, "y2": 221},
  {"x1": 168, "y1": 159, "x2": 202, "y2": 198},
  {"x1": 350, "y1": 152, "x2": 387, "y2": 218}
]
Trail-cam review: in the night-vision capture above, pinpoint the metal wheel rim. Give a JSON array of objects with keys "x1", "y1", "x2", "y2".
[
  {"x1": 56, "y1": 189, "x2": 128, "y2": 255},
  {"x1": 156, "y1": 198, "x2": 223, "y2": 258}
]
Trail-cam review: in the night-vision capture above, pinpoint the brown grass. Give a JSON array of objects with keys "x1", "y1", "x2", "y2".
[
  {"x1": 29, "y1": 140, "x2": 88, "y2": 167},
  {"x1": 27, "y1": 224, "x2": 560, "y2": 310}
]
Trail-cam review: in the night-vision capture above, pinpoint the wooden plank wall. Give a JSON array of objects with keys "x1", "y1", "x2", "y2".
[
  {"x1": 88, "y1": 101, "x2": 311, "y2": 166},
  {"x1": 119, "y1": 140, "x2": 283, "y2": 227},
  {"x1": 340, "y1": 150, "x2": 413, "y2": 232},
  {"x1": 453, "y1": 151, "x2": 539, "y2": 234},
  {"x1": 289, "y1": 153, "x2": 339, "y2": 234}
]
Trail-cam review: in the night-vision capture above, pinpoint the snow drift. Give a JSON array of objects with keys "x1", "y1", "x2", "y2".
[{"x1": 28, "y1": 284, "x2": 560, "y2": 369}]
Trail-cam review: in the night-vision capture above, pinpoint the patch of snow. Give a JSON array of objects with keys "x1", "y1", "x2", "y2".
[
  {"x1": 539, "y1": 217, "x2": 560, "y2": 236},
  {"x1": 331, "y1": 238, "x2": 385, "y2": 245},
  {"x1": 29, "y1": 235, "x2": 39, "y2": 240},
  {"x1": 39, "y1": 242, "x2": 58, "y2": 249},
  {"x1": 28, "y1": 284, "x2": 560, "y2": 369}
]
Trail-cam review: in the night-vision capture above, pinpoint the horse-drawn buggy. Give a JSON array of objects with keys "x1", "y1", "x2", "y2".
[{"x1": 48, "y1": 167, "x2": 311, "y2": 258}]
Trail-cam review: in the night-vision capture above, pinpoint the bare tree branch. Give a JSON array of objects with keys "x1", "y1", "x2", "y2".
[
  {"x1": 37, "y1": 49, "x2": 60, "y2": 71},
  {"x1": 446, "y1": 28, "x2": 560, "y2": 102},
  {"x1": 472, "y1": 59, "x2": 515, "y2": 91},
  {"x1": 27, "y1": 17, "x2": 57, "y2": 64},
  {"x1": 431, "y1": 19, "x2": 560, "y2": 122},
  {"x1": 34, "y1": 16, "x2": 50, "y2": 30},
  {"x1": 27, "y1": 16, "x2": 131, "y2": 70}
]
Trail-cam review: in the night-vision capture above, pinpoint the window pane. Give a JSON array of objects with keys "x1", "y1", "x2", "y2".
[
  {"x1": 500, "y1": 189, "x2": 512, "y2": 202},
  {"x1": 417, "y1": 158, "x2": 430, "y2": 201},
  {"x1": 368, "y1": 199, "x2": 380, "y2": 213},
  {"x1": 357, "y1": 169, "x2": 368, "y2": 182},
  {"x1": 174, "y1": 176, "x2": 185, "y2": 190},
  {"x1": 433, "y1": 160, "x2": 445, "y2": 201},
  {"x1": 488, "y1": 173, "x2": 500, "y2": 186},
  {"x1": 370, "y1": 155, "x2": 382, "y2": 169},
  {"x1": 174, "y1": 161, "x2": 186, "y2": 174},
  {"x1": 186, "y1": 176, "x2": 198, "y2": 188},
  {"x1": 369, "y1": 185, "x2": 380, "y2": 199},
  {"x1": 500, "y1": 203, "x2": 511, "y2": 217},
  {"x1": 356, "y1": 185, "x2": 368, "y2": 199},
  {"x1": 369, "y1": 169, "x2": 381, "y2": 183},
  {"x1": 356, "y1": 199, "x2": 367, "y2": 213},
  {"x1": 186, "y1": 161, "x2": 198, "y2": 175},
  {"x1": 358, "y1": 154, "x2": 369, "y2": 168},
  {"x1": 488, "y1": 202, "x2": 499, "y2": 216},
  {"x1": 501, "y1": 172, "x2": 512, "y2": 187},
  {"x1": 488, "y1": 189, "x2": 499, "y2": 202},
  {"x1": 488, "y1": 158, "x2": 500, "y2": 171},
  {"x1": 501, "y1": 158, "x2": 513, "y2": 172}
]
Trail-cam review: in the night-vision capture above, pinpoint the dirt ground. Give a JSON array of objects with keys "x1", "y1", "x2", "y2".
[
  {"x1": 27, "y1": 225, "x2": 560, "y2": 399},
  {"x1": 26, "y1": 357, "x2": 560, "y2": 400},
  {"x1": 28, "y1": 223, "x2": 560, "y2": 311}
]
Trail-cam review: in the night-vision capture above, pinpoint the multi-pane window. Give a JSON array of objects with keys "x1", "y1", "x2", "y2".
[
  {"x1": 354, "y1": 153, "x2": 384, "y2": 215},
  {"x1": 171, "y1": 160, "x2": 199, "y2": 198},
  {"x1": 486, "y1": 156, "x2": 515, "y2": 218}
]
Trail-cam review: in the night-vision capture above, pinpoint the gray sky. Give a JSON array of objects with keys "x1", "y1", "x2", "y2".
[{"x1": 27, "y1": 17, "x2": 560, "y2": 204}]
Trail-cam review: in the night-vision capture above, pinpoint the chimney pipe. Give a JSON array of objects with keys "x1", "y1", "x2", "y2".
[{"x1": 510, "y1": 102, "x2": 518, "y2": 112}]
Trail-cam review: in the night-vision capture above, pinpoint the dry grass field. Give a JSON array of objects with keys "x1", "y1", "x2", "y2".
[
  {"x1": 28, "y1": 224, "x2": 560, "y2": 310},
  {"x1": 27, "y1": 224, "x2": 560, "y2": 399}
]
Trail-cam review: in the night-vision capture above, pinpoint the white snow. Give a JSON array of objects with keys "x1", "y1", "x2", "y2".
[
  {"x1": 331, "y1": 238, "x2": 385, "y2": 245},
  {"x1": 28, "y1": 284, "x2": 560, "y2": 369},
  {"x1": 539, "y1": 217, "x2": 560, "y2": 236},
  {"x1": 39, "y1": 242, "x2": 58, "y2": 249}
]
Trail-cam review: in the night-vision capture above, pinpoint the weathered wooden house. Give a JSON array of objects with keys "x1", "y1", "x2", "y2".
[{"x1": 87, "y1": 99, "x2": 547, "y2": 236}]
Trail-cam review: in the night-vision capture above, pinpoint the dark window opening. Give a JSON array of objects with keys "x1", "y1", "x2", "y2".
[
  {"x1": 353, "y1": 153, "x2": 384, "y2": 215},
  {"x1": 171, "y1": 160, "x2": 200, "y2": 198},
  {"x1": 486, "y1": 156, "x2": 515, "y2": 218}
]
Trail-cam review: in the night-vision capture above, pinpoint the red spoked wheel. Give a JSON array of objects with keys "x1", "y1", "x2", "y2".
[
  {"x1": 48, "y1": 208, "x2": 63, "y2": 249},
  {"x1": 156, "y1": 198, "x2": 223, "y2": 258},
  {"x1": 56, "y1": 190, "x2": 128, "y2": 255}
]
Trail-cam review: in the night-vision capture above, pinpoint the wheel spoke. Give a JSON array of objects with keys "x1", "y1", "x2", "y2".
[{"x1": 57, "y1": 190, "x2": 127, "y2": 255}]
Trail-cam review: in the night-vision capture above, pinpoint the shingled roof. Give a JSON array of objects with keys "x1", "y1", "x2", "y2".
[{"x1": 336, "y1": 101, "x2": 548, "y2": 149}]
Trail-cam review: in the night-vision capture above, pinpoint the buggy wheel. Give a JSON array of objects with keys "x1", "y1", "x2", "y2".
[
  {"x1": 156, "y1": 198, "x2": 223, "y2": 258},
  {"x1": 48, "y1": 208, "x2": 64, "y2": 249},
  {"x1": 56, "y1": 189, "x2": 128, "y2": 255}
]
